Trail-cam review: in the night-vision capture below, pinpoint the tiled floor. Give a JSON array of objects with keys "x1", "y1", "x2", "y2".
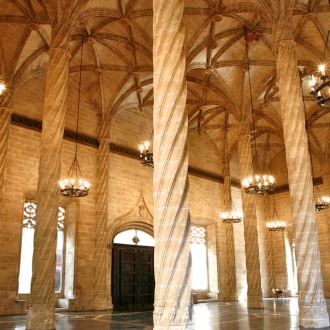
[{"x1": 1, "y1": 298, "x2": 330, "y2": 329}]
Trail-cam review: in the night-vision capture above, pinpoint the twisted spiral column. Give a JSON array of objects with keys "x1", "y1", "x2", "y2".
[
  {"x1": 153, "y1": 0, "x2": 192, "y2": 328},
  {"x1": 237, "y1": 126, "x2": 263, "y2": 309},
  {"x1": 275, "y1": 39, "x2": 329, "y2": 327},
  {"x1": 93, "y1": 125, "x2": 112, "y2": 309},
  {"x1": 222, "y1": 175, "x2": 237, "y2": 300},
  {"x1": 320, "y1": 175, "x2": 330, "y2": 296},
  {"x1": 26, "y1": 46, "x2": 70, "y2": 330},
  {"x1": 263, "y1": 194, "x2": 276, "y2": 295},
  {"x1": 0, "y1": 107, "x2": 11, "y2": 204}
]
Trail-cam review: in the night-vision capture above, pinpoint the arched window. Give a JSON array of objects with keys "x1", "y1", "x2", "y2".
[
  {"x1": 18, "y1": 201, "x2": 66, "y2": 294},
  {"x1": 191, "y1": 226, "x2": 208, "y2": 290},
  {"x1": 113, "y1": 229, "x2": 155, "y2": 246}
]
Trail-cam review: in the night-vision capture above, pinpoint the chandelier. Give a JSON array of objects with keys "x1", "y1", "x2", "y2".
[
  {"x1": 266, "y1": 190, "x2": 286, "y2": 232},
  {"x1": 59, "y1": 37, "x2": 90, "y2": 197},
  {"x1": 315, "y1": 195, "x2": 330, "y2": 211},
  {"x1": 309, "y1": 31, "x2": 330, "y2": 108},
  {"x1": 242, "y1": 174, "x2": 275, "y2": 194},
  {"x1": 221, "y1": 210, "x2": 243, "y2": 224},
  {"x1": 241, "y1": 29, "x2": 275, "y2": 194},
  {"x1": 139, "y1": 141, "x2": 153, "y2": 167},
  {"x1": 266, "y1": 221, "x2": 286, "y2": 232}
]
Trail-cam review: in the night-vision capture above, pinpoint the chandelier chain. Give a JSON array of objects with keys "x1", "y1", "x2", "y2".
[{"x1": 244, "y1": 26, "x2": 258, "y2": 171}]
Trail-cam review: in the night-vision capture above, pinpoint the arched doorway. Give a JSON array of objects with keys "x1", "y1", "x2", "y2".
[{"x1": 112, "y1": 229, "x2": 155, "y2": 310}]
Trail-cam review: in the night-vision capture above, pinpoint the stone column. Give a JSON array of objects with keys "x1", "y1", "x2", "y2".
[
  {"x1": 26, "y1": 43, "x2": 70, "y2": 329},
  {"x1": 275, "y1": 37, "x2": 329, "y2": 327},
  {"x1": 93, "y1": 118, "x2": 112, "y2": 310},
  {"x1": 266, "y1": 193, "x2": 287, "y2": 292},
  {"x1": 317, "y1": 175, "x2": 330, "y2": 297},
  {"x1": 0, "y1": 107, "x2": 11, "y2": 204},
  {"x1": 237, "y1": 122, "x2": 264, "y2": 309},
  {"x1": 220, "y1": 125, "x2": 237, "y2": 301},
  {"x1": 263, "y1": 193, "x2": 276, "y2": 296},
  {"x1": 153, "y1": 0, "x2": 193, "y2": 328}
]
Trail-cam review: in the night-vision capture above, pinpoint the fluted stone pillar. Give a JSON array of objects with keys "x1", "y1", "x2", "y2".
[
  {"x1": 0, "y1": 107, "x2": 11, "y2": 204},
  {"x1": 26, "y1": 44, "x2": 70, "y2": 329},
  {"x1": 275, "y1": 38, "x2": 329, "y2": 327},
  {"x1": 153, "y1": 0, "x2": 192, "y2": 328},
  {"x1": 93, "y1": 117, "x2": 112, "y2": 309},
  {"x1": 237, "y1": 123, "x2": 263, "y2": 309},
  {"x1": 263, "y1": 193, "x2": 276, "y2": 296}
]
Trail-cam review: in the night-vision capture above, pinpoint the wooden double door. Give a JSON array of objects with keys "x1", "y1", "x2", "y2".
[{"x1": 112, "y1": 243, "x2": 155, "y2": 310}]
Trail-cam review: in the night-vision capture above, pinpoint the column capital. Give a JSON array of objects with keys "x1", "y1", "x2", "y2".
[
  {"x1": 47, "y1": 46, "x2": 71, "y2": 61},
  {"x1": 273, "y1": 39, "x2": 296, "y2": 56}
]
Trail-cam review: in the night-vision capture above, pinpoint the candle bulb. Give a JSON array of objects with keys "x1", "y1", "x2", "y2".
[{"x1": 319, "y1": 64, "x2": 326, "y2": 76}]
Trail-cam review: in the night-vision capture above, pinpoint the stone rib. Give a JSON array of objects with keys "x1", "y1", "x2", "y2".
[
  {"x1": 153, "y1": 0, "x2": 192, "y2": 328},
  {"x1": 276, "y1": 39, "x2": 329, "y2": 328}
]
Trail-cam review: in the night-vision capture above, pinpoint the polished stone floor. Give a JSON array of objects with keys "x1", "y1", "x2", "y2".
[{"x1": 1, "y1": 298, "x2": 330, "y2": 329}]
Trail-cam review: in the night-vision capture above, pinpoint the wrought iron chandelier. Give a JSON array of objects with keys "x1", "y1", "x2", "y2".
[
  {"x1": 241, "y1": 29, "x2": 275, "y2": 194},
  {"x1": 309, "y1": 30, "x2": 330, "y2": 108},
  {"x1": 315, "y1": 196, "x2": 330, "y2": 211},
  {"x1": 265, "y1": 180, "x2": 286, "y2": 232},
  {"x1": 266, "y1": 221, "x2": 286, "y2": 232},
  {"x1": 221, "y1": 209, "x2": 243, "y2": 224},
  {"x1": 139, "y1": 141, "x2": 153, "y2": 167},
  {"x1": 59, "y1": 37, "x2": 90, "y2": 197}
]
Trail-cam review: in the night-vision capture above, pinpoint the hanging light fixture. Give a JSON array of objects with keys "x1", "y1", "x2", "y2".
[
  {"x1": 241, "y1": 28, "x2": 275, "y2": 194},
  {"x1": 266, "y1": 185, "x2": 286, "y2": 231},
  {"x1": 301, "y1": 73, "x2": 329, "y2": 211},
  {"x1": 266, "y1": 220, "x2": 286, "y2": 232},
  {"x1": 139, "y1": 141, "x2": 154, "y2": 167},
  {"x1": 309, "y1": 30, "x2": 330, "y2": 108},
  {"x1": 59, "y1": 37, "x2": 90, "y2": 197},
  {"x1": 0, "y1": 82, "x2": 5, "y2": 95},
  {"x1": 220, "y1": 118, "x2": 243, "y2": 223},
  {"x1": 221, "y1": 206, "x2": 243, "y2": 224},
  {"x1": 315, "y1": 196, "x2": 330, "y2": 211}
]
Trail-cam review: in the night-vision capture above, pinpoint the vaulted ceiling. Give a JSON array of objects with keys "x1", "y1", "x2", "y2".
[{"x1": 1, "y1": 0, "x2": 330, "y2": 183}]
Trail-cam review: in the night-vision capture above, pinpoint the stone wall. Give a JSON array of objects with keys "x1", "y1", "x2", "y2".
[{"x1": 1, "y1": 111, "x2": 330, "y2": 317}]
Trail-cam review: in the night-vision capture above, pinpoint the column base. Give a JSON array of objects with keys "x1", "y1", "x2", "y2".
[
  {"x1": 299, "y1": 304, "x2": 330, "y2": 328},
  {"x1": 26, "y1": 307, "x2": 55, "y2": 330},
  {"x1": 153, "y1": 305, "x2": 194, "y2": 330},
  {"x1": 247, "y1": 295, "x2": 264, "y2": 309},
  {"x1": 93, "y1": 296, "x2": 113, "y2": 310}
]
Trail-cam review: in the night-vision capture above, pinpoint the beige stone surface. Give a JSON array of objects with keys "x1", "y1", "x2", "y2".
[
  {"x1": 152, "y1": 0, "x2": 192, "y2": 328},
  {"x1": 0, "y1": 1, "x2": 330, "y2": 329},
  {"x1": 274, "y1": 2, "x2": 329, "y2": 325},
  {"x1": 237, "y1": 123, "x2": 263, "y2": 309},
  {"x1": 26, "y1": 45, "x2": 71, "y2": 329}
]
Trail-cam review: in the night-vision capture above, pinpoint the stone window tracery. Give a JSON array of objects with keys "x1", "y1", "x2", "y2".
[{"x1": 18, "y1": 201, "x2": 66, "y2": 294}]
